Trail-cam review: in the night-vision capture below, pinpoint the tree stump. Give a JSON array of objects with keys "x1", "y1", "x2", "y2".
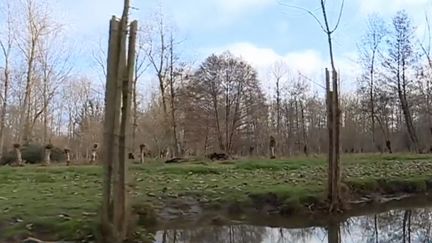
[
  {"x1": 139, "y1": 144, "x2": 145, "y2": 164},
  {"x1": 90, "y1": 143, "x2": 98, "y2": 164},
  {"x1": 13, "y1": 143, "x2": 23, "y2": 166},
  {"x1": 43, "y1": 144, "x2": 53, "y2": 166},
  {"x1": 64, "y1": 148, "x2": 71, "y2": 166},
  {"x1": 269, "y1": 136, "x2": 276, "y2": 159}
]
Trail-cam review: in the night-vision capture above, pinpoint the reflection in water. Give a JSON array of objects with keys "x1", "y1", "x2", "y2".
[{"x1": 154, "y1": 207, "x2": 432, "y2": 243}]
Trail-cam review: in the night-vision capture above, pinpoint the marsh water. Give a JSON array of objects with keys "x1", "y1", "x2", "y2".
[{"x1": 153, "y1": 204, "x2": 432, "y2": 243}]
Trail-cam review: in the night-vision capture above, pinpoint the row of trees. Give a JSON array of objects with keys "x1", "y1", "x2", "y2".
[
  {"x1": 0, "y1": 1, "x2": 430, "y2": 160},
  {"x1": 112, "y1": 9, "x2": 432, "y2": 157}
]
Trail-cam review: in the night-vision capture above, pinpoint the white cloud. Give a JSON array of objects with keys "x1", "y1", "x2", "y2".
[
  {"x1": 213, "y1": 42, "x2": 281, "y2": 70},
  {"x1": 204, "y1": 42, "x2": 359, "y2": 93},
  {"x1": 284, "y1": 50, "x2": 325, "y2": 77},
  {"x1": 358, "y1": 0, "x2": 429, "y2": 15},
  {"x1": 210, "y1": 42, "x2": 324, "y2": 79}
]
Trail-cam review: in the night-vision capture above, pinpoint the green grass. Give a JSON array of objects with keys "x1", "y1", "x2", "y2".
[{"x1": 1, "y1": 153, "x2": 432, "y2": 241}]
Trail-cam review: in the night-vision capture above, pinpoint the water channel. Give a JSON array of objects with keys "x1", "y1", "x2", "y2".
[{"x1": 153, "y1": 203, "x2": 432, "y2": 243}]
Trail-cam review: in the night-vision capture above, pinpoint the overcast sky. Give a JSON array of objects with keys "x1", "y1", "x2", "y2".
[{"x1": 51, "y1": 0, "x2": 430, "y2": 93}]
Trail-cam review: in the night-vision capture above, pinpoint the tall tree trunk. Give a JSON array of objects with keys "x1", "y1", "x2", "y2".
[
  {"x1": 0, "y1": 0, "x2": 12, "y2": 159},
  {"x1": 276, "y1": 76, "x2": 281, "y2": 154},
  {"x1": 225, "y1": 89, "x2": 230, "y2": 153},
  {"x1": 168, "y1": 34, "x2": 180, "y2": 156},
  {"x1": 21, "y1": 42, "x2": 36, "y2": 145},
  {"x1": 43, "y1": 73, "x2": 48, "y2": 144},
  {"x1": 132, "y1": 74, "x2": 138, "y2": 154},
  {"x1": 295, "y1": 98, "x2": 301, "y2": 152},
  {"x1": 370, "y1": 58, "x2": 376, "y2": 150},
  {"x1": 398, "y1": 84, "x2": 419, "y2": 152},
  {"x1": 0, "y1": 50, "x2": 10, "y2": 159},
  {"x1": 212, "y1": 92, "x2": 224, "y2": 151},
  {"x1": 300, "y1": 101, "x2": 308, "y2": 156},
  {"x1": 228, "y1": 86, "x2": 242, "y2": 153}
]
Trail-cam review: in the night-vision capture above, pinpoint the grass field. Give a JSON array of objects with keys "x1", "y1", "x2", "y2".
[{"x1": 1, "y1": 153, "x2": 432, "y2": 241}]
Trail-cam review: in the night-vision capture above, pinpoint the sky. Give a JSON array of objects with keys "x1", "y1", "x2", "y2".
[{"x1": 52, "y1": 0, "x2": 431, "y2": 94}]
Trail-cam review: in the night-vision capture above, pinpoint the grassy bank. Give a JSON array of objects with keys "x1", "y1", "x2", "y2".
[{"x1": 1, "y1": 153, "x2": 432, "y2": 241}]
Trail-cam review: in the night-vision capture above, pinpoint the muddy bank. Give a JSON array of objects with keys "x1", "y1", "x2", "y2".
[
  {"x1": 144, "y1": 175, "x2": 432, "y2": 229},
  {"x1": 148, "y1": 193, "x2": 432, "y2": 231}
]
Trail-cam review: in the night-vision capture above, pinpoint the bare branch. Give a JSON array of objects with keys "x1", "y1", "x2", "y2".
[
  {"x1": 279, "y1": 2, "x2": 327, "y2": 33},
  {"x1": 329, "y1": 0, "x2": 345, "y2": 34}
]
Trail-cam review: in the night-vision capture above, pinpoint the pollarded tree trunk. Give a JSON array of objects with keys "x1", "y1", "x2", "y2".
[
  {"x1": 101, "y1": 1, "x2": 137, "y2": 241},
  {"x1": 331, "y1": 69, "x2": 342, "y2": 210},
  {"x1": 64, "y1": 148, "x2": 71, "y2": 166},
  {"x1": 326, "y1": 68, "x2": 342, "y2": 211},
  {"x1": 13, "y1": 143, "x2": 23, "y2": 166},
  {"x1": 90, "y1": 143, "x2": 98, "y2": 164},
  {"x1": 44, "y1": 144, "x2": 52, "y2": 166},
  {"x1": 269, "y1": 136, "x2": 276, "y2": 159},
  {"x1": 115, "y1": 19, "x2": 137, "y2": 239},
  {"x1": 101, "y1": 16, "x2": 121, "y2": 243},
  {"x1": 326, "y1": 69, "x2": 334, "y2": 202},
  {"x1": 139, "y1": 144, "x2": 145, "y2": 164},
  {"x1": 319, "y1": 0, "x2": 343, "y2": 211}
]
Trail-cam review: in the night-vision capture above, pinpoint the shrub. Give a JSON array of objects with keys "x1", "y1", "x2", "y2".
[{"x1": 0, "y1": 144, "x2": 66, "y2": 165}]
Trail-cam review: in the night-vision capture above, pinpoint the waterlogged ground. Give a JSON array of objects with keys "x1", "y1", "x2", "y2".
[{"x1": 1, "y1": 153, "x2": 432, "y2": 241}]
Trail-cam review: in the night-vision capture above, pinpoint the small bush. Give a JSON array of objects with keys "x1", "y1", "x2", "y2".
[{"x1": 0, "y1": 144, "x2": 66, "y2": 165}]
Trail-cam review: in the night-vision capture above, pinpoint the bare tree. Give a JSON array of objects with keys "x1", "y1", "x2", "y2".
[
  {"x1": 270, "y1": 61, "x2": 289, "y2": 154},
  {"x1": 145, "y1": 10, "x2": 169, "y2": 116},
  {"x1": 383, "y1": 11, "x2": 420, "y2": 152},
  {"x1": 358, "y1": 14, "x2": 388, "y2": 150},
  {"x1": 0, "y1": 1, "x2": 14, "y2": 157},
  {"x1": 14, "y1": 0, "x2": 66, "y2": 145},
  {"x1": 187, "y1": 52, "x2": 262, "y2": 154},
  {"x1": 143, "y1": 10, "x2": 184, "y2": 157}
]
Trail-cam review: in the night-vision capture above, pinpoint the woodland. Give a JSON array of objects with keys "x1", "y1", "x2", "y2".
[
  {"x1": 0, "y1": 1, "x2": 430, "y2": 160},
  {"x1": 1, "y1": 0, "x2": 432, "y2": 243}
]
